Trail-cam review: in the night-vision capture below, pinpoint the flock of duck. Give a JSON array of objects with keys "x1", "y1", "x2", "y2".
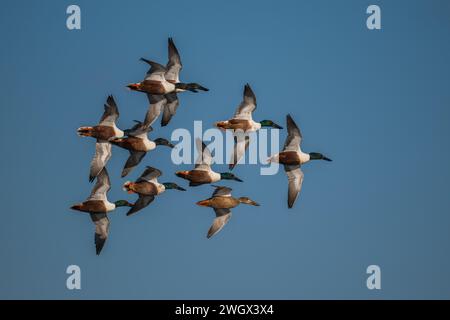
[{"x1": 70, "y1": 38, "x2": 332, "y2": 255}]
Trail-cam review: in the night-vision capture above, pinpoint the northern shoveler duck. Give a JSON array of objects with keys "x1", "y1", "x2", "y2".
[
  {"x1": 70, "y1": 168, "x2": 133, "y2": 255},
  {"x1": 215, "y1": 84, "x2": 282, "y2": 170},
  {"x1": 110, "y1": 102, "x2": 174, "y2": 177},
  {"x1": 196, "y1": 186, "x2": 259, "y2": 239},
  {"x1": 176, "y1": 138, "x2": 243, "y2": 186},
  {"x1": 123, "y1": 166, "x2": 185, "y2": 216},
  {"x1": 77, "y1": 95, "x2": 124, "y2": 182},
  {"x1": 129, "y1": 38, "x2": 209, "y2": 127},
  {"x1": 268, "y1": 114, "x2": 332, "y2": 208}
]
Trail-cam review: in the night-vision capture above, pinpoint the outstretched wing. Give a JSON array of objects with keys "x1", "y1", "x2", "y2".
[
  {"x1": 90, "y1": 213, "x2": 110, "y2": 255},
  {"x1": 233, "y1": 84, "x2": 257, "y2": 120},
  {"x1": 144, "y1": 94, "x2": 166, "y2": 127},
  {"x1": 88, "y1": 168, "x2": 111, "y2": 201},
  {"x1": 121, "y1": 151, "x2": 146, "y2": 178},
  {"x1": 165, "y1": 37, "x2": 182, "y2": 83},
  {"x1": 195, "y1": 138, "x2": 213, "y2": 171},
  {"x1": 284, "y1": 165, "x2": 304, "y2": 208},
  {"x1": 229, "y1": 135, "x2": 250, "y2": 170},
  {"x1": 161, "y1": 93, "x2": 179, "y2": 127},
  {"x1": 137, "y1": 166, "x2": 162, "y2": 183},
  {"x1": 207, "y1": 208, "x2": 232, "y2": 239},
  {"x1": 126, "y1": 195, "x2": 155, "y2": 216},
  {"x1": 141, "y1": 58, "x2": 167, "y2": 82},
  {"x1": 283, "y1": 114, "x2": 302, "y2": 152},
  {"x1": 89, "y1": 141, "x2": 112, "y2": 182},
  {"x1": 211, "y1": 185, "x2": 232, "y2": 197},
  {"x1": 99, "y1": 95, "x2": 120, "y2": 126}
]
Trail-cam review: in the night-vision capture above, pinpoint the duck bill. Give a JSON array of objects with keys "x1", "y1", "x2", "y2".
[
  {"x1": 176, "y1": 186, "x2": 186, "y2": 191},
  {"x1": 250, "y1": 200, "x2": 260, "y2": 206},
  {"x1": 233, "y1": 177, "x2": 243, "y2": 182},
  {"x1": 323, "y1": 156, "x2": 332, "y2": 162}
]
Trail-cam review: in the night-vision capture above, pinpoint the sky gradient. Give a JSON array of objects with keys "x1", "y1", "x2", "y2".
[{"x1": 1, "y1": 0, "x2": 450, "y2": 299}]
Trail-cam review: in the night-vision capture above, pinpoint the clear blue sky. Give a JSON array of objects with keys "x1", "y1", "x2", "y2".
[{"x1": 1, "y1": 0, "x2": 450, "y2": 299}]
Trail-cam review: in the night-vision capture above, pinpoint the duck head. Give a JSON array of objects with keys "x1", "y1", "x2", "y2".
[
  {"x1": 220, "y1": 172, "x2": 243, "y2": 182},
  {"x1": 175, "y1": 82, "x2": 209, "y2": 93},
  {"x1": 309, "y1": 152, "x2": 332, "y2": 162},
  {"x1": 163, "y1": 182, "x2": 186, "y2": 191},
  {"x1": 238, "y1": 197, "x2": 260, "y2": 206},
  {"x1": 114, "y1": 200, "x2": 134, "y2": 207},
  {"x1": 260, "y1": 120, "x2": 283, "y2": 129}
]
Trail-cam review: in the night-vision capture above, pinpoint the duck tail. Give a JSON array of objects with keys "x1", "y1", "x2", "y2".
[
  {"x1": 215, "y1": 121, "x2": 228, "y2": 130},
  {"x1": 122, "y1": 181, "x2": 135, "y2": 194},
  {"x1": 70, "y1": 204, "x2": 83, "y2": 212},
  {"x1": 175, "y1": 171, "x2": 190, "y2": 180},
  {"x1": 77, "y1": 126, "x2": 94, "y2": 137},
  {"x1": 196, "y1": 199, "x2": 211, "y2": 207}
]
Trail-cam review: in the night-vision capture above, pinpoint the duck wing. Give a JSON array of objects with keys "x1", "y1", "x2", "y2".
[
  {"x1": 90, "y1": 213, "x2": 109, "y2": 255},
  {"x1": 141, "y1": 58, "x2": 167, "y2": 82},
  {"x1": 88, "y1": 168, "x2": 111, "y2": 201},
  {"x1": 144, "y1": 94, "x2": 166, "y2": 127},
  {"x1": 229, "y1": 135, "x2": 250, "y2": 170},
  {"x1": 211, "y1": 185, "x2": 232, "y2": 197},
  {"x1": 233, "y1": 84, "x2": 257, "y2": 120},
  {"x1": 99, "y1": 95, "x2": 120, "y2": 126},
  {"x1": 165, "y1": 37, "x2": 182, "y2": 83},
  {"x1": 194, "y1": 138, "x2": 213, "y2": 171},
  {"x1": 284, "y1": 165, "x2": 304, "y2": 208},
  {"x1": 89, "y1": 141, "x2": 112, "y2": 182},
  {"x1": 121, "y1": 151, "x2": 146, "y2": 178},
  {"x1": 126, "y1": 195, "x2": 155, "y2": 216},
  {"x1": 137, "y1": 166, "x2": 162, "y2": 183},
  {"x1": 161, "y1": 92, "x2": 179, "y2": 127},
  {"x1": 283, "y1": 114, "x2": 302, "y2": 152},
  {"x1": 207, "y1": 208, "x2": 232, "y2": 239}
]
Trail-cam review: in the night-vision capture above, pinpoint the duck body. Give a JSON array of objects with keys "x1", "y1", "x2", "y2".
[
  {"x1": 128, "y1": 79, "x2": 176, "y2": 95},
  {"x1": 71, "y1": 199, "x2": 116, "y2": 213},
  {"x1": 176, "y1": 169, "x2": 221, "y2": 186},
  {"x1": 270, "y1": 150, "x2": 310, "y2": 166},
  {"x1": 110, "y1": 136, "x2": 155, "y2": 152},
  {"x1": 215, "y1": 119, "x2": 261, "y2": 132},
  {"x1": 77, "y1": 124, "x2": 124, "y2": 141},
  {"x1": 197, "y1": 196, "x2": 240, "y2": 209},
  {"x1": 123, "y1": 180, "x2": 165, "y2": 196}
]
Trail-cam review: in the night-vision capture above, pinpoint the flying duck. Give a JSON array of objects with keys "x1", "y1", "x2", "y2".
[
  {"x1": 126, "y1": 50, "x2": 208, "y2": 97},
  {"x1": 77, "y1": 95, "x2": 124, "y2": 182},
  {"x1": 215, "y1": 84, "x2": 282, "y2": 170},
  {"x1": 110, "y1": 102, "x2": 174, "y2": 177},
  {"x1": 196, "y1": 185, "x2": 259, "y2": 239},
  {"x1": 176, "y1": 138, "x2": 243, "y2": 186},
  {"x1": 159, "y1": 38, "x2": 186, "y2": 126},
  {"x1": 123, "y1": 166, "x2": 186, "y2": 216},
  {"x1": 70, "y1": 168, "x2": 133, "y2": 255},
  {"x1": 268, "y1": 114, "x2": 332, "y2": 208}
]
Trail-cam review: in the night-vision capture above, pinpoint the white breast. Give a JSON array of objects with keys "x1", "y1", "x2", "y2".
[
  {"x1": 104, "y1": 200, "x2": 116, "y2": 212},
  {"x1": 251, "y1": 121, "x2": 262, "y2": 131},
  {"x1": 143, "y1": 138, "x2": 156, "y2": 151},
  {"x1": 210, "y1": 171, "x2": 221, "y2": 182},
  {"x1": 113, "y1": 124, "x2": 124, "y2": 138},
  {"x1": 157, "y1": 183, "x2": 166, "y2": 194},
  {"x1": 299, "y1": 152, "x2": 310, "y2": 164},
  {"x1": 163, "y1": 81, "x2": 176, "y2": 93}
]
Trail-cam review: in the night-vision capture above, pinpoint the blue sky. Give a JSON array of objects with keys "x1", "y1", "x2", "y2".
[{"x1": 1, "y1": 0, "x2": 450, "y2": 299}]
